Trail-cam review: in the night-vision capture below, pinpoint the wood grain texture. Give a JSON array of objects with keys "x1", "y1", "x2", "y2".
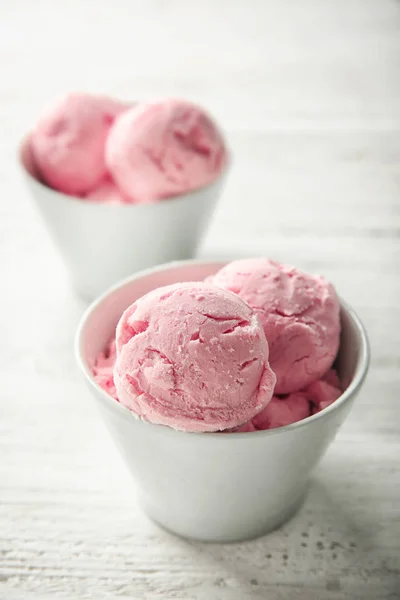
[{"x1": 1, "y1": 0, "x2": 400, "y2": 598}]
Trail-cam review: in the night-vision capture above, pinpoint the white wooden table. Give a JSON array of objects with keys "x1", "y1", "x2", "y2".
[{"x1": 2, "y1": 1, "x2": 400, "y2": 598}]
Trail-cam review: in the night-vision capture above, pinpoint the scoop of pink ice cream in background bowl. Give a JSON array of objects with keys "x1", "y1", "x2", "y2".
[
  {"x1": 19, "y1": 94, "x2": 229, "y2": 301},
  {"x1": 75, "y1": 260, "x2": 369, "y2": 543}
]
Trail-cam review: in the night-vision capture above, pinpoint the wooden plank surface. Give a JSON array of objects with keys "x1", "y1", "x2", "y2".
[{"x1": 1, "y1": 0, "x2": 400, "y2": 598}]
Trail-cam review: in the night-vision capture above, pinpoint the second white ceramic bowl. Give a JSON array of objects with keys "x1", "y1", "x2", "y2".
[
  {"x1": 75, "y1": 260, "x2": 369, "y2": 542},
  {"x1": 19, "y1": 138, "x2": 228, "y2": 301}
]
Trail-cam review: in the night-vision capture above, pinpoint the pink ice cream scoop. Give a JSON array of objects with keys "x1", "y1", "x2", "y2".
[
  {"x1": 113, "y1": 282, "x2": 276, "y2": 432},
  {"x1": 208, "y1": 258, "x2": 340, "y2": 395},
  {"x1": 105, "y1": 99, "x2": 226, "y2": 203},
  {"x1": 30, "y1": 93, "x2": 127, "y2": 195}
]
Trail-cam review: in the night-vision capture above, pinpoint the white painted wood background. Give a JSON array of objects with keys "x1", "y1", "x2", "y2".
[{"x1": 1, "y1": 0, "x2": 400, "y2": 598}]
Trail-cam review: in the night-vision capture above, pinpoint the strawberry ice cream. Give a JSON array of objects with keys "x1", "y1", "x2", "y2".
[
  {"x1": 30, "y1": 93, "x2": 127, "y2": 195},
  {"x1": 105, "y1": 99, "x2": 226, "y2": 203},
  {"x1": 208, "y1": 258, "x2": 341, "y2": 395},
  {"x1": 113, "y1": 282, "x2": 276, "y2": 432}
]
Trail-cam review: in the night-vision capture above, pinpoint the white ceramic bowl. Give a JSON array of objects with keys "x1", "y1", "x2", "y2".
[
  {"x1": 19, "y1": 137, "x2": 228, "y2": 301},
  {"x1": 75, "y1": 260, "x2": 370, "y2": 542}
]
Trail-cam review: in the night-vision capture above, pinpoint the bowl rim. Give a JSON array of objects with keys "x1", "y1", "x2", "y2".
[
  {"x1": 18, "y1": 134, "x2": 231, "y2": 208},
  {"x1": 75, "y1": 259, "x2": 370, "y2": 440}
]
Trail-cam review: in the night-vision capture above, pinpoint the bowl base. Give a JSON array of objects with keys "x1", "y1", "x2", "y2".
[{"x1": 140, "y1": 487, "x2": 308, "y2": 543}]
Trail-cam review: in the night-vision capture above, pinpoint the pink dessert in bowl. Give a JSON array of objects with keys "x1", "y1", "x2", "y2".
[
  {"x1": 27, "y1": 93, "x2": 227, "y2": 205},
  {"x1": 20, "y1": 96, "x2": 229, "y2": 299},
  {"x1": 76, "y1": 259, "x2": 369, "y2": 542},
  {"x1": 92, "y1": 258, "x2": 344, "y2": 433}
]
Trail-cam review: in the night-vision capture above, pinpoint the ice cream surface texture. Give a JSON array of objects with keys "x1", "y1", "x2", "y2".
[
  {"x1": 31, "y1": 93, "x2": 126, "y2": 195},
  {"x1": 113, "y1": 282, "x2": 276, "y2": 432},
  {"x1": 208, "y1": 258, "x2": 340, "y2": 395},
  {"x1": 106, "y1": 99, "x2": 226, "y2": 203}
]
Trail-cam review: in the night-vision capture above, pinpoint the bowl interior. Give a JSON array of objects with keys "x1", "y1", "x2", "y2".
[{"x1": 79, "y1": 261, "x2": 368, "y2": 402}]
